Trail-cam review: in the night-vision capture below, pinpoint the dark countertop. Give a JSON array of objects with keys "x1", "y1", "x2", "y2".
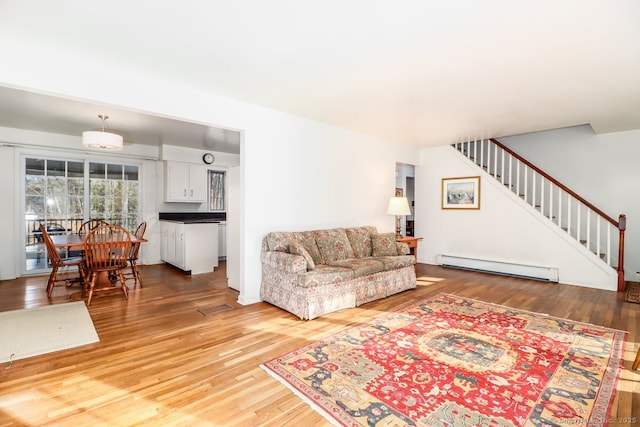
[{"x1": 159, "y1": 212, "x2": 226, "y2": 223}]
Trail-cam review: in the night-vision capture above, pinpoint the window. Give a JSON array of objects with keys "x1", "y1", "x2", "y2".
[
  {"x1": 89, "y1": 162, "x2": 140, "y2": 230},
  {"x1": 208, "y1": 170, "x2": 225, "y2": 211},
  {"x1": 23, "y1": 157, "x2": 140, "y2": 273}
]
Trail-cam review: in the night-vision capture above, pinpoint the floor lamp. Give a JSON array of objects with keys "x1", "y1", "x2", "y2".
[{"x1": 387, "y1": 196, "x2": 412, "y2": 238}]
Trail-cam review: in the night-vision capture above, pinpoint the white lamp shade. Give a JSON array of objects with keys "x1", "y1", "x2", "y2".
[
  {"x1": 82, "y1": 130, "x2": 123, "y2": 150},
  {"x1": 387, "y1": 196, "x2": 412, "y2": 216}
]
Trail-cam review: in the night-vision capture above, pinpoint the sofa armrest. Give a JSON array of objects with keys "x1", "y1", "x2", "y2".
[
  {"x1": 261, "y1": 251, "x2": 308, "y2": 274},
  {"x1": 396, "y1": 242, "x2": 410, "y2": 255}
]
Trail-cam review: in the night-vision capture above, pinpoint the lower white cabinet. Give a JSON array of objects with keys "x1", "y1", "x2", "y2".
[
  {"x1": 218, "y1": 222, "x2": 226, "y2": 259},
  {"x1": 160, "y1": 221, "x2": 218, "y2": 274}
]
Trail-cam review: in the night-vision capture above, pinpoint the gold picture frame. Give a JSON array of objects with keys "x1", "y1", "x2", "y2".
[{"x1": 442, "y1": 176, "x2": 480, "y2": 210}]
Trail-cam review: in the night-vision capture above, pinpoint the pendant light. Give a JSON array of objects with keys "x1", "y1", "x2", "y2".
[{"x1": 82, "y1": 114, "x2": 123, "y2": 150}]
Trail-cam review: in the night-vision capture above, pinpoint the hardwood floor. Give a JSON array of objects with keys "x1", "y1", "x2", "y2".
[{"x1": 0, "y1": 263, "x2": 638, "y2": 426}]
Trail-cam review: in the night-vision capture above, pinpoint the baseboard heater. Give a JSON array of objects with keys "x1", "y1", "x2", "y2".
[{"x1": 436, "y1": 254, "x2": 559, "y2": 282}]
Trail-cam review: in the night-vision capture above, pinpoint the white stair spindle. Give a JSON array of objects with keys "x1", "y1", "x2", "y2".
[
  {"x1": 487, "y1": 141, "x2": 492, "y2": 174},
  {"x1": 500, "y1": 147, "x2": 505, "y2": 184},
  {"x1": 493, "y1": 144, "x2": 498, "y2": 179},
  {"x1": 558, "y1": 188, "x2": 562, "y2": 227},
  {"x1": 516, "y1": 160, "x2": 520, "y2": 197},
  {"x1": 576, "y1": 202, "x2": 581, "y2": 244},
  {"x1": 606, "y1": 224, "x2": 611, "y2": 265},
  {"x1": 549, "y1": 182, "x2": 554, "y2": 221},
  {"x1": 508, "y1": 154, "x2": 513, "y2": 190},
  {"x1": 540, "y1": 176, "x2": 545, "y2": 215},
  {"x1": 596, "y1": 216, "x2": 601, "y2": 259},
  {"x1": 586, "y1": 210, "x2": 591, "y2": 252},
  {"x1": 523, "y1": 165, "x2": 528, "y2": 203},
  {"x1": 567, "y1": 197, "x2": 571, "y2": 237},
  {"x1": 532, "y1": 171, "x2": 536, "y2": 210},
  {"x1": 474, "y1": 139, "x2": 479, "y2": 165}
]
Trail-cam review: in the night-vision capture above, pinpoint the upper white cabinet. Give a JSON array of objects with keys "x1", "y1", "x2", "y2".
[{"x1": 164, "y1": 161, "x2": 207, "y2": 203}]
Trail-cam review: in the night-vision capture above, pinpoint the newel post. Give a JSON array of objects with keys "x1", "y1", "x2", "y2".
[{"x1": 617, "y1": 214, "x2": 626, "y2": 292}]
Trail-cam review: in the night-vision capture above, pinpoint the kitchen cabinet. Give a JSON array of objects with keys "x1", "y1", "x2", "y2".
[
  {"x1": 160, "y1": 221, "x2": 218, "y2": 274},
  {"x1": 164, "y1": 161, "x2": 207, "y2": 202}
]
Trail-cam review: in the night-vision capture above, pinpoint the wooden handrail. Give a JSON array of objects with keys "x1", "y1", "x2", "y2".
[{"x1": 490, "y1": 139, "x2": 621, "y2": 228}]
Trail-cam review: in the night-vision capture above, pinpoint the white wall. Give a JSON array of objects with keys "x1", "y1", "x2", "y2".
[
  {"x1": 0, "y1": 50, "x2": 419, "y2": 304},
  {"x1": 500, "y1": 125, "x2": 640, "y2": 282},
  {"x1": 415, "y1": 145, "x2": 617, "y2": 290},
  {"x1": 240, "y1": 109, "x2": 417, "y2": 303}
]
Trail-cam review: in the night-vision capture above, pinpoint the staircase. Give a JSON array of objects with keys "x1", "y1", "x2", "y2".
[{"x1": 452, "y1": 138, "x2": 626, "y2": 291}]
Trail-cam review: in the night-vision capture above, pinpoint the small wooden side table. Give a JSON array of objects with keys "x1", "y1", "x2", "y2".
[{"x1": 396, "y1": 236, "x2": 423, "y2": 270}]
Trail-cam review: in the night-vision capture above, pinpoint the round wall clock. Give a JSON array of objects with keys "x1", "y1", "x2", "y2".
[{"x1": 202, "y1": 153, "x2": 215, "y2": 164}]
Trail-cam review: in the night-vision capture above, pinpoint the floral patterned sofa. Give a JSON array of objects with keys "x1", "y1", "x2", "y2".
[{"x1": 260, "y1": 226, "x2": 417, "y2": 320}]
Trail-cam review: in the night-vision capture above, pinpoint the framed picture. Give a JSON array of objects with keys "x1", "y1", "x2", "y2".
[
  {"x1": 395, "y1": 188, "x2": 403, "y2": 197},
  {"x1": 442, "y1": 176, "x2": 480, "y2": 210}
]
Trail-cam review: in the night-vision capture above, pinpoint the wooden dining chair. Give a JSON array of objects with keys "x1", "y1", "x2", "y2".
[
  {"x1": 123, "y1": 221, "x2": 147, "y2": 289},
  {"x1": 83, "y1": 224, "x2": 132, "y2": 306},
  {"x1": 78, "y1": 219, "x2": 108, "y2": 236},
  {"x1": 70, "y1": 219, "x2": 109, "y2": 257},
  {"x1": 633, "y1": 349, "x2": 640, "y2": 370},
  {"x1": 40, "y1": 223, "x2": 86, "y2": 297}
]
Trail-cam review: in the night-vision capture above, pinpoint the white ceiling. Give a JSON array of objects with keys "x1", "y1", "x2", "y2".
[
  {"x1": 0, "y1": 85, "x2": 242, "y2": 153},
  {"x1": 0, "y1": 1, "x2": 639, "y2": 149}
]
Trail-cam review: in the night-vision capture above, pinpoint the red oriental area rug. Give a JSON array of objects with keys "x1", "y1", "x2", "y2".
[{"x1": 261, "y1": 293, "x2": 626, "y2": 426}]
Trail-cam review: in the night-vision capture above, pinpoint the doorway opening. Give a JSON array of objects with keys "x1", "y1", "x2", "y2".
[{"x1": 395, "y1": 163, "x2": 415, "y2": 236}]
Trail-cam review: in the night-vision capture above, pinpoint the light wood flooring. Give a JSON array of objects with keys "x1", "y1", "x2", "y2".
[{"x1": 0, "y1": 263, "x2": 639, "y2": 426}]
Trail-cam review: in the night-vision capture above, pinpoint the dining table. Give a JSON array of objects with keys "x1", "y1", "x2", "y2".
[
  {"x1": 50, "y1": 233, "x2": 147, "y2": 300},
  {"x1": 50, "y1": 233, "x2": 146, "y2": 252}
]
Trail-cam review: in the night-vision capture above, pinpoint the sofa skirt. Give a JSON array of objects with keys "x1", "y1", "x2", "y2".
[{"x1": 260, "y1": 265, "x2": 416, "y2": 320}]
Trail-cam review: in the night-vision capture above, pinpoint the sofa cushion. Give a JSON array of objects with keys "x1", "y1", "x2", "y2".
[
  {"x1": 371, "y1": 233, "x2": 398, "y2": 256},
  {"x1": 297, "y1": 265, "x2": 355, "y2": 288},
  {"x1": 329, "y1": 258, "x2": 384, "y2": 278},
  {"x1": 289, "y1": 241, "x2": 315, "y2": 270},
  {"x1": 375, "y1": 255, "x2": 416, "y2": 271},
  {"x1": 345, "y1": 226, "x2": 377, "y2": 258},
  {"x1": 266, "y1": 232, "x2": 296, "y2": 252},
  {"x1": 294, "y1": 231, "x2": 322, "y2": 265},
  {"x1": 396, "y1": 241, "x2": 410, "y2": 255},
  {"x1": 314, "y1": 228, "x2": 355, "y2": 264}
]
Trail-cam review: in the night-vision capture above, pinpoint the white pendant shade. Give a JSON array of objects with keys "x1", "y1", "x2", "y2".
[
  {"x1": 82, "y1": 130, "x2": 123, "y2": 150},
  {"x1": 82, "y1": 114, "x2": 123, "y2": 150}
]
